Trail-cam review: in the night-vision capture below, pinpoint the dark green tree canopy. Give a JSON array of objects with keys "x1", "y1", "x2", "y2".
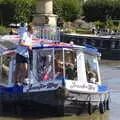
[
  {"x1": 0, "y1": 0, "x2": 36, "y2": 26},
  {"x1": 53, "y1": 0, "x2": 81, "y2": 22},
  {"x1": 1, "y1": 0, "x2": 120, "y2": 26},
  {"x1": 83, "y1": 0, "x2": 120, "y2": 22}
]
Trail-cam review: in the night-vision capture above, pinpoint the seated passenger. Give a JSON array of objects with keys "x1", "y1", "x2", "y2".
[
  {"x1": 43, "y1": 55, "x2": 53, "y2": 81},
  {"x1": 88, "y1": 71, "x2": 96, "y2": 83},
  {"x1": 54, "y1": 57, "x2": 64, "y2": 80},
  {"x1": 65, "y1": 63, "x2": 75, "y2": 80},
  {"x1": 55, "y1": 67, "x2": 64, "y2": 80}
]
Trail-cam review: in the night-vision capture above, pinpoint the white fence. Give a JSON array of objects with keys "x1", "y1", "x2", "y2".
[{"x1": 33, "y1": 26, "x2": 60, "y2": 42}]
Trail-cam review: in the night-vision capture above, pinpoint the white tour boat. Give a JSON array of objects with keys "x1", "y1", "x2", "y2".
[{"x1": 0, "y1": 26, "x2": 110, "y2": 116}]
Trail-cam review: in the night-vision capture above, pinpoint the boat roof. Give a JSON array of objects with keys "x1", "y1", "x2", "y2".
[{"x1": 0, "y1": 35, "x2": 100, "y2": 56}]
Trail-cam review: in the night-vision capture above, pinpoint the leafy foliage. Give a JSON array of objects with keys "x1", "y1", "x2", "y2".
[
  {"x1": 13, "y1": 0, "x2": 36, "y2": 23},
  {"x1": 0, "y1": 26, "x2": 9, "y2": 35},
  {"x1": 0, "y1": 0, "x2": 36, "y2": 26},
  {"x1": 53, "y1": 0, "x2": 81, "y2": 22},
  {"x1": 83, "y1": 0, "x2": 120, "y2": 22},
  {"x1": 94, "y1": 21, "x2": 105, "y2": 28},
  {"x1": 0, "y1": 2, "x2": 15, "y2": 25}
]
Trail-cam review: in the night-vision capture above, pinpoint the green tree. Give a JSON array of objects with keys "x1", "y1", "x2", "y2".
[
  {"x1": 13, "y1": 0, "x2": 36, "y2": 23},
  {"x1": 53, "y1": 0, "x2": 81, "y2": 22},
  {"x1": 0, "y1": 1, "x2": 15, "y2": 25},
  {"x1": 83, "y1": 0, "x2": 120, "y2": 22},
  {"x1": 0, "y1": 0, "x2": 36, "y2": 26}
]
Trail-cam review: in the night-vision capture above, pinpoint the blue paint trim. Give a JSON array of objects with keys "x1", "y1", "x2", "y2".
[
  {"x1": 32, "y1": 46, "x2": 78, "y2": 49},
  {"x1": 0, "y1": 84, "x2": 109, "y2": 93},
  {"x1": 0, "y1": 85, "x2": 23, "y2": 93},
  {"x1": 84, "y1": 45, "x2": 100, "y2": 56},
  {"x1": 98, "y1": 85, "x2": 109, "y2": 92}
]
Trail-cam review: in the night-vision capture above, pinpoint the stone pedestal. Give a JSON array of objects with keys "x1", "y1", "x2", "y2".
[{"x1": 33, "y1": 0, "x2": 57, "y2": 26}]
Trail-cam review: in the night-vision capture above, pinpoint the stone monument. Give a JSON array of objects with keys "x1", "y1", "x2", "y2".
[{"x1": 33, "y1": 0, "x2": 57, "y2": 26}]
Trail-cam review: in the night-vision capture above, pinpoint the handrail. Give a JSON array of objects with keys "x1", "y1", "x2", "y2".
[{"x1": 33, "y1": 26, "x2": 60, "y2": 42}]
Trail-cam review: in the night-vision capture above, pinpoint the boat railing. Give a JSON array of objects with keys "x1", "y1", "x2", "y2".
[{"x1": 33, "y1": 26, "x2": 60, "y2": 42}]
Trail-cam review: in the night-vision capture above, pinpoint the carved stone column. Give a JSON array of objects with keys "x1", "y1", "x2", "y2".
[{"x1": 33, "y1": 0, "x2": 57, "y2": 26}]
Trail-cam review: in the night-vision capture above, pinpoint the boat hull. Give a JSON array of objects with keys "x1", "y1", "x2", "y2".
[{"x1": 0, "y1": 89, "x2": 110, "y2": 116}]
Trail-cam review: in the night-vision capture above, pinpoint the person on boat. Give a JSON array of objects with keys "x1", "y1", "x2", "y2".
[
  {"x1": 9, "y1": 27, "x2": 17, "y2": 35},
  {"x1": 9, "y1": 28, "x2": 14, "y2": 35},
  {"x1": 17, "y1": 22, "x2": 27, "y2": 38},
  {"x1": 43, "y1": 55, "x2": 53, "y2": 81},
  {"x1": 14, "y1": 24, "x2": 33, "y2": 86},
  {"x1": 54, "y1": 57, "x2": 65, "y2": 82},
  {"x1": 88, "y1": 71, "x2": 96, "y2": 83},
  {"x1": 65, "y1": 63, "x2": 75, "y2": 80},
  {"x1": 55, "y1": 67, "x2": 64, "y2": 80}
]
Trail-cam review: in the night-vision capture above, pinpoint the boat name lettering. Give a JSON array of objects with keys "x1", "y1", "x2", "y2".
[
  {"x1": 28, "y1": 82, "x2": 58, "y2": 91},
  {"x1": 47, "y1": 82, "x2": 58, "y2": 88},
  {"x1": 88, "y1": 84, "x2": 95, "y2": 91},
  {"x1": 70, "y1": 83, "x2": 95, "y2": 91}
]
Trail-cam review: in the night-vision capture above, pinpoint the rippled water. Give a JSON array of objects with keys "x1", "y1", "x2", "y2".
[{"x1": 0, "y1": 60, "x2": 120, "y2": 120}]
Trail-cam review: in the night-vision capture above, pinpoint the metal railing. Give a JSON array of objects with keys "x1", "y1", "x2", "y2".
[{"x1": 33, "y1": 26, "x2": 60, "y2": 42}]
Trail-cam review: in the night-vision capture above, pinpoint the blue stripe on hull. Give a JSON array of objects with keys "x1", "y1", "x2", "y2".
[{"x1": 0, "y1": 85, "x2": 23, "y2": 93}]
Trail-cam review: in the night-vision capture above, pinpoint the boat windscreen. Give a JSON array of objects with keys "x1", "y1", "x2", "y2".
[
  {"x1": 85, "y1": 54, "x2": 99, "y2": 83},
  {"x1": 32, "y1": 49, "x2": 54, "y2": 82},
  {"x1": 64, "y1": 50, "x2": 77, "y2": 80}
]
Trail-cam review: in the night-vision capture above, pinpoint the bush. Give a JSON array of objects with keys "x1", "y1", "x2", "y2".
[
  {"x1": 0, "y1": 26, "x2": 9, "y2": 35},
  {"x1": 53, "y1": 0, "x2": 81, "y2": 22},
  {"x1": 83, "y1": 0, "x2": 120, "y2": 22},
  {"x1": 0, "y1": 0, "x2": 35, "y2": 25},
  {"x1": 94, "y1": 21, "x2": 105, "y2": 29}
]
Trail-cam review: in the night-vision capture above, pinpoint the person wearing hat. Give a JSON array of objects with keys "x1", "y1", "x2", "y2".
[{"x1": 17, "y1": 22, "x2": 27, "y2": 38}]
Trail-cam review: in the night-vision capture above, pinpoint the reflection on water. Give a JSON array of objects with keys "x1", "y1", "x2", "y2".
[
  {"x1": 38, "y1": 112, "x2": 109, "y2": 120},
  {"x1": 0, "y1": 114, "x2": 109, "y2": 120},
  {"x1": 0, "y1": 60, "x2": 120, "y2": 120},
  {"x1": 0, "y1": 113, "x2": 109, "y2": 120}
]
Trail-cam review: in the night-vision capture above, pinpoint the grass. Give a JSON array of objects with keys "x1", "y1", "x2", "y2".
[{"x1": 75, "y1": 28, "x2": 91, "y2": 34}]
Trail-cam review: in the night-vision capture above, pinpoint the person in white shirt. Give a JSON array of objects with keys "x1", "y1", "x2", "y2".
[
  {"x1": 14, "y1": 24, "x2": 33, "y2": 86},
  {"x1": 17, "y1": 22, "x2": 27, "y2": 38}
]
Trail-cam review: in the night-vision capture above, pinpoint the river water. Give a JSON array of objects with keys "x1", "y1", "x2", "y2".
[{"x1": 0, "y1": 60, "x2": 120, "y2": 120}]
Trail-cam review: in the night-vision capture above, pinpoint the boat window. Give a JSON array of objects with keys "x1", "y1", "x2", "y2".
[
  {"x1": 85, "y1": 54, "x2": 98, "y2": 83},
  {"x1": 64, "y1": 50, "x2": 77, "y2": 80},
  {"x1": 0, "y1": 56, "x2": 10, "y2": 84},
  {"x1": 34, "y1": 49, "x2": 54, "y2": 81},
  {"x1": 54, "y1": 50, "x2": 64, "y2": 81}
]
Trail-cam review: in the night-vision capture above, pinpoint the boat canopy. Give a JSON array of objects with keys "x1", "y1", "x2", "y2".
[{"x1": 0, "y1": 26, "x2": 102, "y2": 88}]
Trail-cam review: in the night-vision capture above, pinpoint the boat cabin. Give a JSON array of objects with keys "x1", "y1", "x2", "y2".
[
  {"x1": 0, "y1": 26, "x2": 101, "y2": 93},
  {"x1": 0, "y1": 26, "x2": 110, "y2": 116}
]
